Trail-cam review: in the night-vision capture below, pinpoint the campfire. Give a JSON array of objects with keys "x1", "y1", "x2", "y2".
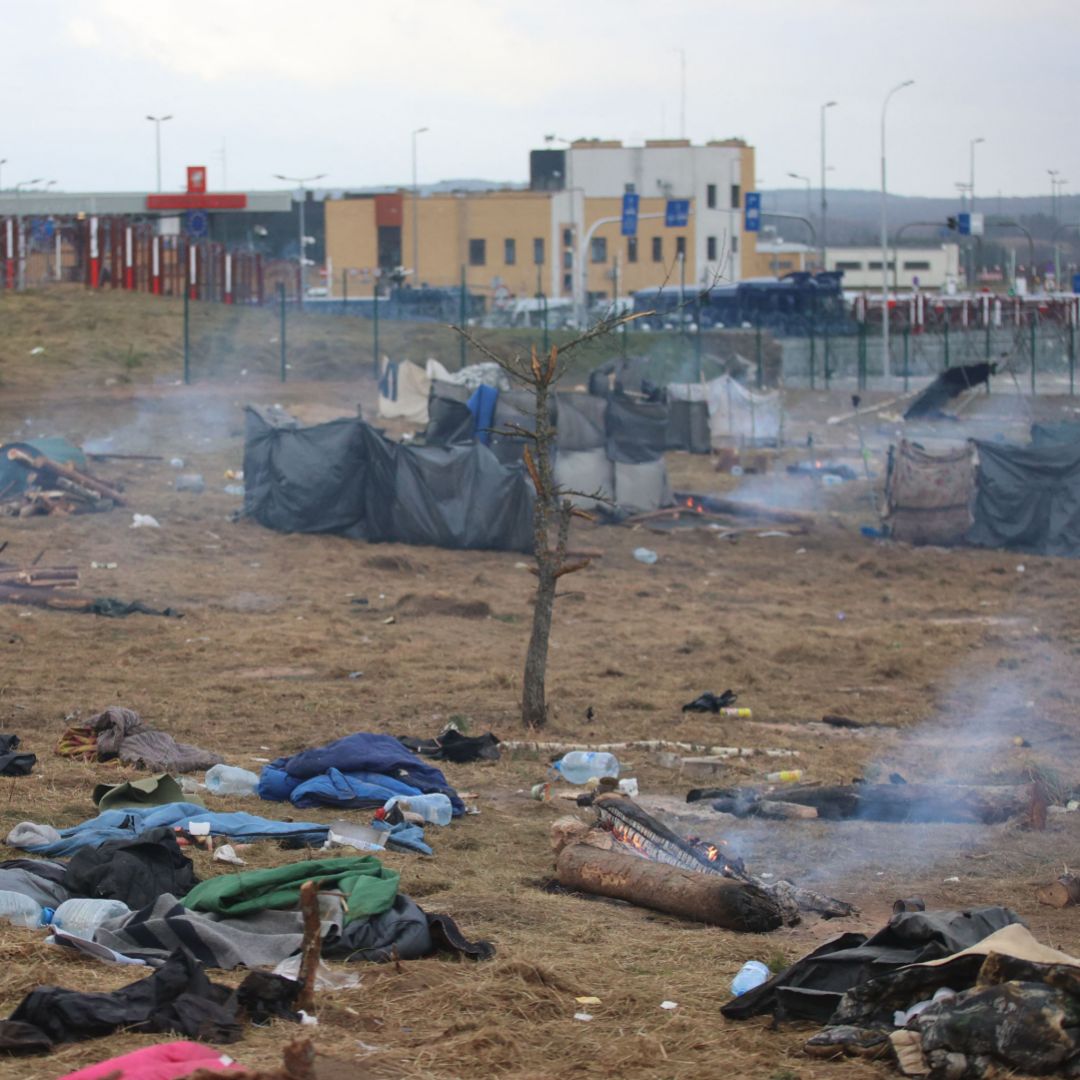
[
  {"x1": 1, "y1": 447, "x2": 125, "y2": 517},
  {"x1": 553, "y1": 795, "x2": 856, "y2": 931}
]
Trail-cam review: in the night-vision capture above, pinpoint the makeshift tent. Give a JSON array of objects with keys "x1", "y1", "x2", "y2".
[
  {"x1": 377, "y1": 359, "x2": 430, "y2": 424},
  {"x1": 967, "y1": 439, "x2": 1080, "y2": 557},
  {"x1": 243, "y1": 407, "x2": 533, "y2": 551},
  {"x1": 703, "y1": 376, "x2": 782, "y2": 444},
  {"x1": 884, "y1": 440, "x2": 976, "y2": 545}
]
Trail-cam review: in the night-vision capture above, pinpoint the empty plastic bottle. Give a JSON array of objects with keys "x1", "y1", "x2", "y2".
[
  {"x1": 553, "y1": 751, "x2": 620, "y2": 785},
  {"x1": 0, "y1": 890, "x2": 46, "y2": 929},
  {"x1": 731, "y1": 960, "x2": 770, "y2": 996},
  {"x1": 51, "y1": 898, "x2": 131, "y2": 940},
  {"x1": 204, "y1": 764, "x2": 259, "y2": 796},
  {"x1": 382, "y1": 793, "x2": 453, "y2": 826}
]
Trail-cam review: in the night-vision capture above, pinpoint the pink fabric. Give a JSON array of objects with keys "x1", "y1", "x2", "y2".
[{"x1": 55, "y1": 1040, "x2": 243, "y2": 1080}]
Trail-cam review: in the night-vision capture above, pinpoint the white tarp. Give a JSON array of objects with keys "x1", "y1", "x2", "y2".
[
  {"x1": 378, "y1": 358, "x2": 431, "y2": 424},
  {"x1": 702, "y1": 376, "x2": 782, "y2": 443},
  {"x1": 425, "y1": 359, "x2": 510, "y2": 391}
]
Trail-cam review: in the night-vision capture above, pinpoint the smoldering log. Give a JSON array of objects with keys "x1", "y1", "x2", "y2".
[
  {"x1": 555, "y1": 842, "x2": 786, "y2": 932},
  {"x1": 6, "y1": 448, "x2": 127, "y2": 506},
  {"x1": 1036, "y1": 874, "x2": 1080, "y2": 909},
  {"x1": 776, "y1": 783, "x2": 1029, "y2": 824}
]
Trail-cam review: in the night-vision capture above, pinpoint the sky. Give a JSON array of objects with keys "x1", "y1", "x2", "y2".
[{"x1": 3, "y1": 0, "x2": 1078, "y2": 199}]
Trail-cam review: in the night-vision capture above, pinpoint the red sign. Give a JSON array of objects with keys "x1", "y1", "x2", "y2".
[
  {"x1": 187, "y1": 166, "x2": 207, "y2": 194},
  {"x1": 146, "y1": 193, "x2": 249, "y2": 210}
]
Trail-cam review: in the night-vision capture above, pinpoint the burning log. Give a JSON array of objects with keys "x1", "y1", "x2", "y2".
[
  {"x1": 775, "y1": 783, "x2": 1029, "y2": 824},
  {"x1": 555, "y1": 843, "x2": 786, "y2": 932},
  {"x1": 1036, "y1": 874, "x2": 1080, "y2": 909},
  {"x1": 6, "y1": 448, "x2": 127, "y2": 507}
]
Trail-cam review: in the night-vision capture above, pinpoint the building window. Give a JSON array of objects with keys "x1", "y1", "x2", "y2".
[
  {"x1": 903, "y1": 260, "x2": 931, "y2": 271},
  {"x1": 706, "y1": 184, "x2": 717, "y2": 209},
  {"x1": 836, "y1": 260, "x2": 862, "y2": 271},
  {"x1": 504, "y1": 238, "x2": 516, "y2": 265},
  {"x1": 469, "y1": 239, "x2": 486, "y2": 267},
  {"x1": 627, "y1": 237, "x2": 638, "y2": 263},
  {"x1": 731, "y1": 184, "x2": 741, "y2": 209},
  {"x1": 533, "y1": 237, "x2": 545, "y2": 265},
  {"x1": 675, "y1": 236, "x2": 686, "y2": 258},
  {"x1": 652, "y1": 236, "x2": 663, "y2": 262},
  {"x1": 868, "y1": 260, "x2": 895, "y2": 271},
  {"x1": 731, "y1": 236, "x2": 738, "y2": 254},
  {"x1": 777, "y1": 260, "x2": 793, "y2": 270},
  {"x1": 563, "y1": 249, "x2": 573, "y2": 270},
  {"x1": 707, "y1": 236, "x2": 718, "y2": 261},
  {"x1": 591, "y1": 237, "x2": 608, "y2": 263},
  {"x1": 562, "y1": 272, "x2": 573, "y2": 292},
  {"x1": 562, "y1": 227, "x2": 573, "y2": 248}
]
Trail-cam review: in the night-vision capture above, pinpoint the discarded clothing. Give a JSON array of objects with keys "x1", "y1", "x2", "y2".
[
  {"x1": 0, "y1": 949, "x2": 295, "y2": 1052},
  {"x1": 92, "y1": 774, "x2": 198, "y2": 811},
  {"x1": 722, "y1": 906, "x2": 1022, "y2": 1023},
  {"x1": 57, "y1": 706, "x2": 221, "y2": 773},
  {"x1": 89, "y1": 599, "x2": 183, "y2": 618},
  {"x1": 397, "y1": 729, "x2": 501, "y2": 764},
  {"x1": 182, "y1": 855, "x2": 399, "y2": 924},
  {"x1": 376, "y1": 819, "x2": 432, "y2": 856},
  {"x1": 0, "y1": 733, "x2": 35, "y2": 777},
  {"x1": 681, "y1": 690, "x2": 738, "y2": 713},
  {"x1": 62, "y1": 828, "x2": 198, "y2": 910},
  {"x1": 55, "y1": 1041, "x2": 243, "y2": 1080},
  {"x1": 0, "y1": 864, "x2": 70, "y2": 909},
  {"x1": 7, "y1": 803, "x2": 329, "y2": 857},
  {"x1": 274, "y1": 766, "x2": 425, "y2": 811},
  {"x1": 260, "y1": 732, "x2": 464, "y2": 816},
  {"x1": 323, "y1": 894, "x2": 432, "y2": 962}
]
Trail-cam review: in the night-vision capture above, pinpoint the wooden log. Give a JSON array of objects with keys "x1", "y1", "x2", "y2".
[
  {"x1": 1036, "y1": 874, "x2": 1080, "y2": 909},
  {"x1": 555, "y1": 842, "x2": 785, "y2": 932},
  {"x1": 6, "y1": 448, "x2": 127, "y2": 506},
  {"x1": 692, "y1": 496, "x2": 814, "y2": 525},
  {"x1": 757, "y1": 799, "x2": 819, "y2": 820},
  {"x1": 778, "y1": 783, "x2": 1028, "y2": 824},
  {"x1": 295, "y1": 880, "x2": 322, "y2": 1014}
]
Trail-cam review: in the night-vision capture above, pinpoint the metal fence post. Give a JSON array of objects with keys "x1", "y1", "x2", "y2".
[
  {"x1": 857, "y1": 322, "x2": 867, "y2": 390},
  {"x1": 279, "y1": 283, "x2": 287, "y2": 382},
  {"x1": 755, "y1": 320, "x2": 763, "y2": 389},
  {"x1": 183, "y1": 283, "x2": 191, "y2": 385},
  {"x1": 808, "y1": 325, "x2": 816, "y2": 390},
  {"x1": 542, "y1": 293, "x2": 549, "y2": 355},
  {"x1": 694, "y1": 294, "x2": 702, "y2": 382},
  {"x1": 943, "y1": 320, "x2": 950, "y2": 370},
  {"x1": 1030, "y1": 317, "x2": 1037, "y2": 395},
  {"x1": 903, "y1": 328, "x2": 910, "y2": 393},
  {"x1": 459, "y1": 265, "x2": 467, "y2": 369},
  {"x1": 824, "y1": 324, "x2": 831, "y2": 389},
  {"x1": 1070, "y1": 323, "x2": 1076, "y2": 397}
]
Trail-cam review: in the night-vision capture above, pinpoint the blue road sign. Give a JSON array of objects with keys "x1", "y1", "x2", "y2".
[
  {"x1": 744, "y1": 192, "x2": 761, "y2": 232},
  {"x1": 186, "y1": 210, "x2": 209, "y2": 239},
  {"x1": 665, "y1": 199, "x2": 690, "y2": 228},
  {"x1": 621, "y1": 192, "x2": 640, "y2": 237},
  {"x1": 1072, "y1": 273, "x2": 1080, "y2": 295}
]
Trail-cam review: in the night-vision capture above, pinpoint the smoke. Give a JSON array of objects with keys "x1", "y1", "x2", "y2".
[{"x1": 726, "y1": 472, "x2": 830, "y2": 512}]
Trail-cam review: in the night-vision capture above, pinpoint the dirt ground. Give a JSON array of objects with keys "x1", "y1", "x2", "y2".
[{"x1": 1, "y1": 289, "x2": 1080, "y2": 1079}]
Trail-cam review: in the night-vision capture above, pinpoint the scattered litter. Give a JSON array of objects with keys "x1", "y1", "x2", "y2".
[
  {"x1": 796, "y1": 547, "x2": 807, "y2": 554},
  {"x1": 274, "y1": 954, "x2": 361, "y2": 991},
  {"x1": 943, "y1": 875, "x2": 960, "y2": 883},
  {"x1": 224, "y1": 469, "x2": 243, "y2": 481},
  {"x1": 347, "y1": 671, "x2": 363, "y2": 680},
  {"x1": 617, "y1": 778, "x2": 639, "y2": 797},
  {"x1": 187, "y1": 821, "x2": 211, "y2": 837},
  {"x1": 576, "y1": 996, "x2": 601, "y2": 1006},
  {"x1": 757, "y1": 530, "x2": 794, "y2": 538},
  {"x1": 223, "y1": 484, "x2": 244, "y2": 496},
  {"x1": 90, "y1": 562, "x2": 118, "y2": 570},
  {"x1": 383, "y1": 615, "x2": 396, "y2": 625},
  {"x1": 299, "y1": 1010, "x2": 318, "y2": 1026},
  {"x1": 836, "y1": 611, "x2": 846, "y2": 621},
  {"x1": 633, "y1": 547, "x2": 658, "y2": 564},
  {"x1": 573, "y1": 1012, "x2": 594, "y2": 1022},
  {"x1": 731, "y1": 960, "x2": 771, "y2": 996},
  {"x1": 514, "y1": 561, "x2": 529, "y2": 569},
  {"x1": 169, "y1": 457, "x2": 185, "y2": 468},
  {"x1": 131, "y1": 513, "x2": 160, "y2": 529},
  {"x1": 531, "y1": 782, "x2": 552, "y2": 802},
  {"x1": 327, "y1": 820, "x2": 386, "y2": 852},
  {"x1": 213, "y1": 844, "x2": 245, "y2": 866},
  {"x1": 660, "y1": 1000, "x2": 678, "y2": 1010},
  {"x1": 29, "y1": 346, "x2": 44, "y2": 356},
  {"x1": 1017, "y1": 563, "x2": 1026, "y2": 573},
  {"x1": 175, "y1": 474, "x2": 205, "y2": 494},
  {"x1": 763, "y1": 769, "x2": 803, "y2": 783},
  {"x1": 681, "y1": 690, "x2": 748, "y2": 717}
]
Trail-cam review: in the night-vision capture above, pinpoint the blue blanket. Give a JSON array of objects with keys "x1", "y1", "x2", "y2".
[
  {"x1": 11, "y1": 803, "x2": 329, "y2": 857},
  {"x1": 467, "y1": 384, "x2": 499, "y2": 446},
  {"x1": 259, "y1": 733, "x2": 464, "y2": 816}
]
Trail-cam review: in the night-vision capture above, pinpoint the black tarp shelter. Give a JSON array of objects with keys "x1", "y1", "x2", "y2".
[{"x1": 243, "y1": 407, "x2": 534, "y2": 552}]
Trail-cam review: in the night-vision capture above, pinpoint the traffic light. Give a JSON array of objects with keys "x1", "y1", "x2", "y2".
[{"x1": 946, "y1": 216, "x2": 958, "y2": 231}]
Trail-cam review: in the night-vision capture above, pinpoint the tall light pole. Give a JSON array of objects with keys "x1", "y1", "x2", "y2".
[
  {"x1": 411, "y1": 126, "x2": 429, "y2": 287},
  {"x1": 146, "y1": 115, "x2": 173, "y2": 193},
  {"x1": 820, "y1": 100, "x2": 836, "y2": 272},
  {"x1": 880, "y1": 79, "x2": 914, "y2": 380},
  {"x1": 274, "y1": 172, "x2": 327, "y2": 306},
  {"x1": 1048, "y1": 169, "x2": 1059, "y2": 220},
  {"x1": 0, "y1": 159, "x2": 6, "y2": 191},
  {"x1": 787, "y1": 173, "x2": 812, "y2": 223},
  {"x1": 969, "y1": 137, "x2": 985, "y2": 211}
]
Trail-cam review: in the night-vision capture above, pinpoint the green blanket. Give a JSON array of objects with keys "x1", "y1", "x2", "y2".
[{"x1": 182, "y1": 856, "x2": 399, "y2": 923}]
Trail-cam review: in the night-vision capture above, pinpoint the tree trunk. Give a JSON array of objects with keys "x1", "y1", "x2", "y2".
[
  {"x1": 522, "y1": 566, "x2": 555, "y2": 728},
  {"x1": 556, "y1": 843, "x2": 785, "y2": 932}
]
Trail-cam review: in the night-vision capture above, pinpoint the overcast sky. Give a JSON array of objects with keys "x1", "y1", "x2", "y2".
[{"x1": 4, "y1": 0, "x2": 1077, "y2": 199}]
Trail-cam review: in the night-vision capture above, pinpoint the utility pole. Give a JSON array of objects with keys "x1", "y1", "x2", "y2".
[
  {"x1": 820, "y1": 101, "x2": 836, "y2": 271},
  {"x1": 146, "y1": 114, "x2": 173, "y2": 193},
  {"x1": 411, "y1": 127, "x2": 429, "y2": 287},
  {"x1": 274, "y1": 171, "x2": 327, "y2": 307},
  {"x1": 880, "y1": 80, "x2": 914, "y2": 381}
]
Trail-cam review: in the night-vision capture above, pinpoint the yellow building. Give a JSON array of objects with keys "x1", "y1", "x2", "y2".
[{"x1": 325, "y1": 138, "x2": 775, "y2": 309}]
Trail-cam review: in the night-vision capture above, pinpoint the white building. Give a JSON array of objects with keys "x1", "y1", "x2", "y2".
[{"x1": 824, "y1": 243, "x2": 961, "y2": 292}]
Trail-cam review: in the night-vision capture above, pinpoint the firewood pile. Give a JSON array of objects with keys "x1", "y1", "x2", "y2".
[
  {"x1": 0, "y1": 560, "x2": 84, "y2": 609},
  {"x1": 0, "y1": 448, "x2": 126, "y2": 517}
]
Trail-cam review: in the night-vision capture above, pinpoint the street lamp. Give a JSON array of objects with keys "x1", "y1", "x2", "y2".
[
  {"x1": 146, "y1": 115, "x2": 173, "y2": 193},
  {"x1": 0, "y1": 160, "x2": 6, "y2": 191},
  {"x1": 787, "y1": 173, "x2": 812, "y2": 223},
  {"x1": 411, "y1": 127, "x2": 429, "y2": 287},
  {"x1": 880, "y1": 79, "x2": 914, "y2": 381},
  {"x1": 820, "y1": 100, "x2": 837, "y2": 271},
  {"x1": 969, "y1": 137, "x2": 984, "y2": 211},
  {"x1": 273, "y1": 172, "x2": 327, "y2": 305}
]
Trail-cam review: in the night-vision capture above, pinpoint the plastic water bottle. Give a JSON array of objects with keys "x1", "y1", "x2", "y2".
[
  {"x1": 731, "y1": 960, "x2": 770, "y2": 996},
  {"x1": 553, "y1": 752, "x2": 620, "y2": 785},
  {"x1": 51, "y1": 898, "x2": 131, "y2": 940},
  {"x1": 205, "y1": 764, "x2": 259, "y2": 796},
  {"x1": 0, "y1": 890, "x2": 46, "y2": 929},
  {"x1": 383, "y1": 793, "x2": 453, "y2": 826}
]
